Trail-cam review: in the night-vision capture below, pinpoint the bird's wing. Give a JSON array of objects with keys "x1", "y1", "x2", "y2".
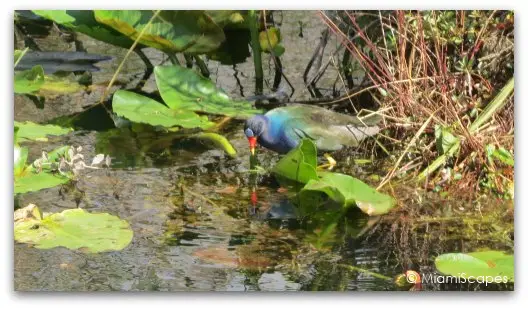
[
  {"x1": 281, "y1": 115, "x2": 380, "y2": 151},
  {"x1": 275, "y1": 104, "x2": 382, "y2": 127}
]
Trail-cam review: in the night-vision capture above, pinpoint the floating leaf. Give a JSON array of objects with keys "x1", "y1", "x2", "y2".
[
  {"x1": 94, "y1": 10, "x2": 225, "y2": 54},
  {"x1": 155, "y1": 65, "x2": 261, "y2": 118},
  {"x1": 190, "y1": 132, "x2": 237, "y2": 158},
  {"x1": 271, "y1": 139, "x2": 318, "y2": 184},
  {"x1": 38, "y1": 75, "x2": 84, "y2": 95},
  {"x1": 14, "y1": 121, "x2": 72, "y2": 142},
  {"x1": 14, "y1": 65, "x2": 45, "y2": 94},
  {"x1": 15, "y1": 172, "x2": 70, "y2": 194},
  {"x1": 112, "y1": 90, "x2": 214, "y2": 129},
  {"x1": 435, "y1": 251, "x2": 514, "y2": 283},
  {"x1": 15, "y1": 206, "x2": 133, "y2": 253},
  {"x1": 300, "y1": 172, "x2": 396, "y2": 216},
  {"x1": 32, "y1": 10, "x2": 136, "y2": 49}
]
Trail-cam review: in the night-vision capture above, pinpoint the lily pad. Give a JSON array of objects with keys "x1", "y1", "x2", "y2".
[
  {"x1": 14, "y1": 121, "x2": 72, "y2": 142},
  {"x1": 435, "y1": 251, "x2": 514, "y2": 283},
  {"x1": 15, "y1": 172, "x2": 71, "y2": 195},
  {"x1": 32, "y1": 10, "x2": 136, "y2": 49},
  {"x1": 15, "y1": 206, "x2": 133, "y2": 253},
  {"x1": 112, "y1": 90, "x2": 214, "y2": 129},
  {"x1": 301, "y1": 172, "x2": 396, "y2": 216},
  {"x1": 94, "y1": 10, "x2": 225, "y2": 54},
  {"x1": 272, "y1": 139, "x2": 395, "y2": 216},
  {"x1": 155, "y1": 65, "x2": 261, "y2": 118},
  {"x1": 271, "y1": 139, "x2": 318, "y2": 184},
  {"x1": 38, "y1": 75, "x2": 85, "y2": 95},
  {"x1": 14, "y1": 65, "x2": 45, "y2": 94}
]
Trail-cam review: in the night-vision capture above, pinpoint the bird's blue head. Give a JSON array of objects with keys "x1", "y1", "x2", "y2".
[{"x1": 244, "y1": 115, "x2": 268, "y2": 155}]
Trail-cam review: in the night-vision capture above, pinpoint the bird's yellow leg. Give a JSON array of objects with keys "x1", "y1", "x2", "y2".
[{"x1": 317, "y1": 153, "x2": 337, "y2": 170}]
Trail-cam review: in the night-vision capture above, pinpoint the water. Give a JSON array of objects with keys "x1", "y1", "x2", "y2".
[{"x1": 14, "y1": 11, "x2": 513, "y2": 291}]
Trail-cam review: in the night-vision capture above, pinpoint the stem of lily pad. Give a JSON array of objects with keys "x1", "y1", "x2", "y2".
[
  {"x1": 194, "y1": 55, "x2": 210, "y2": 78},
  {"x1": 166, "y1": 52, "x2": 181, "y2": 65}
]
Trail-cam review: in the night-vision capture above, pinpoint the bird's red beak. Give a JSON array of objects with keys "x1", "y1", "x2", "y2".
[{"x1": 248, "y1": 136, "x2": 257, "y2": 155}]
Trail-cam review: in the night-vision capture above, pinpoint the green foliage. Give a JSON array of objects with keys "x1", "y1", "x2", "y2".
[
  {"x1": 486, "y1": 145, "x2": 514, "y2": 167},
  {"x1": 15, "y1": 172, "x2": 71, "y2": 195},
  {"x1": 259, "y1": 27, "x2": 285, "y2": 57},
  {"x1": 94, "y1": 10, "x2": 225, "y2": 54},
  {"x1": 272, "y1": 139, "x2": 396, "y2": 216},
  {"x1": 206, "y1": 11, "x2": 247, "y2": 28},
  {"x1": 155, "y1": 65, "x2": 261, "y2": 118},
  {"x1": 39, "y1": 75, "x2": 85, "y2": 95},
  {"x1": 112, "y1": 90, "x2": 214, "y2": 129},
  {"x1": 14, "y1": 65, "x2": 45, "y2": 94},
  {"x1": 14, "y1": 144, "x2": 72, "y2": 194},
  {"x1": 435, "y1": 251, "x2": 514, "y2": 283},
  {"x1": 190, "y1": 132, "x2": 237, "y2": 158},
  {"x1": 15, "y1": 206, "x2": 133, "y2": 253},
  {"x1": 14, "y1": 48, "x2": 29, "y2": 67},
  {"x1": 14, "y1": 145, "x2": 28, "y2": 178},
  {"x1": 271, "y1": 139, "x2": 318, "y2": 184},
  {"x1": 15, "y1": 121, "x2": 72, "y2": 142},
  {"x1": 32, "y1": 10, "x2": 136, "y2": 49},
  {"x1": 301, "y1": 172, "x2": 396, "y2": 216},
  {"x1": 434, "y1": 125, "x2": 459, "y2": 156}
]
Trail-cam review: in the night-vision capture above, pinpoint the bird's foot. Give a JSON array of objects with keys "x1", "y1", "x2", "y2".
[{"x1": 317, "y1": 153, "x2": 337, "y2": 170}]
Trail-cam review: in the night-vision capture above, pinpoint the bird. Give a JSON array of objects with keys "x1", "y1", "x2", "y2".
[{"x1": 244, "y1": 104, "x2": 381, "y2": 156}]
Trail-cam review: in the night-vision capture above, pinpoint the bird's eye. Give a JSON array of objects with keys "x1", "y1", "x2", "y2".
[{"x1": 244, "y1": 128, "x2": 254, "y2": 137}]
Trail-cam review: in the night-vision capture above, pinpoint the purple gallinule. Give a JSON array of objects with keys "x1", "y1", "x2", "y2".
[{"x1": 244, "y1": 104, "x2": 381, "y2": 156}]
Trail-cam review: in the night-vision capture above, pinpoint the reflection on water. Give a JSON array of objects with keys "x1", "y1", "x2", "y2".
[{"x1": 14, "y1": 129, "x2": 513, "y2": 291}]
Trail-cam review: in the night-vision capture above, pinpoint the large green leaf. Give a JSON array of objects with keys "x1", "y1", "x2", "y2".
[
  {"x1": 435, "y1": 251, "x2": 514, "y2": 283},
  {"x1": 15, "y1": 172, "x2": 70, "y2": 194},
  {"x1": 300, "y1": 172, "x2": 396, "y2": 216},
  {"x1": 15, "y1": 206, "x2": 133, "y2": 253},
  {"x1": 14, "y1": 121, "x2": 72, "y2": 142},
  {"x1": 32, "y1": 10, "x2": 135, "y2": 49},
  {"x1": 271, "y1": 139, "x2": 318, "y2": 184},
  {"x1": 94, "y1": 10, "x2": 225, "y2": 54},
  {"x1": 14, "y1": 65, "x2": 45, "y2": 94},
  {"x1": 155, "y1": 65, "x2": 261, "y2": 118},
  {"x1": 112, "y1": 90, "x2": 214, "y2": 129},
  {"x1": 271, "y1": 138, "x2": 395, "y2": 216}
]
